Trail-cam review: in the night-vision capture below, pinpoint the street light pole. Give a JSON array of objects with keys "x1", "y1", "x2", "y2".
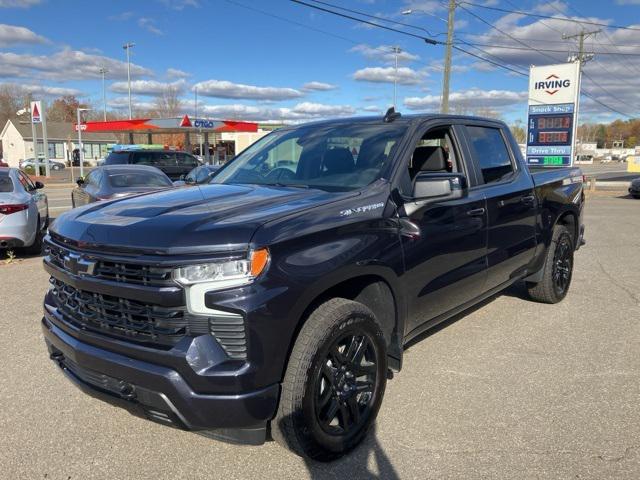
[
  {"x1": 76, "y1": 108, "x2": 90, "y2": 179},
  {"x1": 391, "y1": 46, "x2": 401, "y2": 108},
  {"x1": 403, "y1": 2, "x2": 456, "y2": 113},
  {"x1": 99, "y1": 67, "x2": 108, "y2": 121},
  {"x1": 123, "y1": 42, "x2": 135, "y2": 120}
]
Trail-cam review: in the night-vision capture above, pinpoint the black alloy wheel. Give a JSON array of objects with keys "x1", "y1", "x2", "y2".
[
  {"x1": 314, "y1": 332, "x2": 378, "y2": 437},
  {"x1": 552, "y1": 235, "x2": 572, "y2": 296}
]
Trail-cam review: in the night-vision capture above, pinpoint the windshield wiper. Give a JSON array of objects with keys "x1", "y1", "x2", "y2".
[{"x1": 265, "y1": 183, "x2": 311, "y2": 189}]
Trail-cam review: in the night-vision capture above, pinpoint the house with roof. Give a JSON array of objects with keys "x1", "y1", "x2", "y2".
[{"x1": 1, "y1": 119, "x2": 118, "y2": 168}]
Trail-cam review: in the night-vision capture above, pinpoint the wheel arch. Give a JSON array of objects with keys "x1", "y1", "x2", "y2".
[{"x1": 288, "y1": 272, "x2": 405, "y2": 374}]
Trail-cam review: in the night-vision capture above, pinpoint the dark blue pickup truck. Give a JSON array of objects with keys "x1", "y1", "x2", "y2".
[{"x1": 42, "y1": 112, "x2": 584, "y2": 461}]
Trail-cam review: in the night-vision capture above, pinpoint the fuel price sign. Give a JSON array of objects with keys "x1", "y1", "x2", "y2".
[{"x1": 526, "y1": 62, "x2": 581, "y2": 168}]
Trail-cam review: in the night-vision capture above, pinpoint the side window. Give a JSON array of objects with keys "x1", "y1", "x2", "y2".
[
  {"x1": 185, "y1": 166, "x2": 198, "y2": 182},
  {"x1": 155, "y1": 152, "x2": 177, "y2": 167},
  {"x1": 17, "y1": 172, "x2": 32, "y2": 191},
  {"x1": 465, "y1": 126, "x2": 514, "y2": 184},
  {"x1": 177, "y1": 153, "x2": 199, "y2": 168},
  {"x1": 84, "y1": 170, "x2": 97, "y2": 187},
  {"x1": 19, "y1": 172, "x2": 36, "y2": 191}
]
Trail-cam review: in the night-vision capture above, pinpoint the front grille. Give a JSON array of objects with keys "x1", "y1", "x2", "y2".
[
  {"x1": 50, "y1": 278, "x2": 207, "y2": 348},
  {"x1": 45, "y1": 241, "x2": 174, "y2": 287},
  {"x1": 49, "y1": 278, "x2": 248, "y2": 359}
]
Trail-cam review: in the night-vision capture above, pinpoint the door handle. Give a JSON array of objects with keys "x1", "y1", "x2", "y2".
[
  {"x1": 466, "y1": 207, "x2": 485, "y2": 217},
  {"x1": 520, "y1": 195, "x2": 536, "y2": 205}
]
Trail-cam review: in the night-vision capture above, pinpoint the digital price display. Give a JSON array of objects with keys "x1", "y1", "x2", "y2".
[
  {"x1": 538, "y1": 131, "x2": 569, "y2": 143},
  {"x1": 537, "y1": 116, "x2": 571, "y2": 129}
]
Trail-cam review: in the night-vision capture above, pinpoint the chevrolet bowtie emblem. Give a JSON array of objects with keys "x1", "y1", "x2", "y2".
[{"x1": 63, "y1": 253, "x2": 97, "y2": 276}]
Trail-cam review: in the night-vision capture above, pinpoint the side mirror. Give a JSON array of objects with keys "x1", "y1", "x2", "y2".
[
  {"x1": 179, "y1": 174, "x2": 186, "y2": 181},
  {"x1": 413, "y1": 173, "x2": 467, "y2": 201},
  {"x1": 34, "y1": 181, "x2": 44, "y2": 189},
  {"x1": 76, "y1": 178, "x2": 85, "y2": 187}
]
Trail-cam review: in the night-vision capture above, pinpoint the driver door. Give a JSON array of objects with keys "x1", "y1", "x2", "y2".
[{"x1": 398, "y1": 123, "x2": 488, "y2": 335}]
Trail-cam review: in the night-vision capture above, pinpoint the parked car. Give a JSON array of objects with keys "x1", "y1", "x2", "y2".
[
  {"x1": 0, "y1": 167, "x2": 49, "y2": 253},
  {"x1": 20, "y1": 158, "x2": 66, "y2": 171},
  {"x1": 629, "y1": 178, "x2": 640, "y2": 198},
  {"x1": 102, "y1": 148, "x2": 201, "y2": 181},
  {"x1": 71, "y1": 165, "x2": 174, "y2": 207},
  {"x1": 174, "y1": 164, "x2": 221, "y2": 186},
  {"x1": 42, "y1": 112, "x2": 584, "y2": 460}
]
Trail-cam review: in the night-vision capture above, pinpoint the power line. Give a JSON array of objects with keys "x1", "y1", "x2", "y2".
[
  {"x1": 263, "y1": 0, "x2": 637, "y2": 117},
  {"x1": 306, "y1": 0, "x2": 445, "y2": 37},
  {"x1": 461, "y1": 42, "x2": 640, "y2": 56},
  {"x1": 289, "y1": 0, "x2": 440, "y2": 44},
  {"x1": 459, "y1": 1, "x2": 640, "y2": 33}
]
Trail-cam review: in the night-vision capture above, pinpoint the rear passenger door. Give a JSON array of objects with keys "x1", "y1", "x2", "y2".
[{"x1": 462, "y1": 124, "x2": 537, "y2": 291}]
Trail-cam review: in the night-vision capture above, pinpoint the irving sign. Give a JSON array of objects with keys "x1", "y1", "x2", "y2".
[{"x1": 526, "y1": 62, "x2": 581, "y2": 168}]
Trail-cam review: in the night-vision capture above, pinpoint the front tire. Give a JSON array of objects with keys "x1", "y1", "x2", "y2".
[
  {"x1": 527, "y1": 225, "x2": 574, "y2": 304},
  {"x1": 273, "y1": 298, "x2": 387, "y2": 461}
]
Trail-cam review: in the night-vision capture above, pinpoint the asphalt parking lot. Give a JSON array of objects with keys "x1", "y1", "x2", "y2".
[{"x1": 0, "y1": 193, "x2": 638, "y2": 479}]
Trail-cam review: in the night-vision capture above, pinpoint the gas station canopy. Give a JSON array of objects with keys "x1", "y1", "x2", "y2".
[{"x1": 74, "y1": 115, "x2": 258, "y2": 134}]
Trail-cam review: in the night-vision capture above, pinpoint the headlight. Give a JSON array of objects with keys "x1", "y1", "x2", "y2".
[
  {"x1": 173, "y1": 249, "x2": 270, "y2": 315},
  {"x1": 174, "y1": 248, "x2": 269, "y2": 286}
]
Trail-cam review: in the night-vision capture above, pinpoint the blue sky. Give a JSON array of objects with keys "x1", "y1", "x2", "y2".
[{"x1": 1, "y1": 0, "x2": 639, "y2": 124}]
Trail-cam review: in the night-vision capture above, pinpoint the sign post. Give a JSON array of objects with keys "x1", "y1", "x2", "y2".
[
  {"x1": 29, "y1": 101, "x2": 39, "y2": 174},
  {"x1": 526, "y1": 62, "x2": 581, "y2": 168},
  {"x1": 40, "y1": 100, "x2": 50, "y2": 177}
]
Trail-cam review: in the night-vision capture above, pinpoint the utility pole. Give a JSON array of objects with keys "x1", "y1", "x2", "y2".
[
  {"x1": 563, "y1": 29, "x2": 600, "y2": 64},
  {"x1": 123, "y1": 42, "x2": 135, "y2": 120},
  {"x1": 441, "y1": 0, "x2": 456, "y2": 114},
  {"x1": 391, "y1": 46, "x2": 401, "y2": 108},
  {"x1": 99, "y1": 67, "x2": 108, "y2": 121}
]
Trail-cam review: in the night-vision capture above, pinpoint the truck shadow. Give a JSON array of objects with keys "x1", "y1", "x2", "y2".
[{"x1": 300, "y1": 425, "x2": 400, "y2": 480}]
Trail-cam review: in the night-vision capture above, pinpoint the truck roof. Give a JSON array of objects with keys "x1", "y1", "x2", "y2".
[{"x1": 280, "y1": 113, "x2": 508, "y2": 130}]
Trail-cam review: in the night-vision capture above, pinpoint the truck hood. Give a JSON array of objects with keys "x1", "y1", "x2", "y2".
[{"x1": 51, "y1": 183, "x2": 354, "y2": 254}]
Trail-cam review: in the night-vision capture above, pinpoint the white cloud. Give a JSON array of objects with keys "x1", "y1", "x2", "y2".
[
  {"x1": 192, "y1": 79, "x2": 304, "y2": 100},
  {"x1": 138, "y1": 17, "x2": 163, "y2": 35},
  {"x1": 108, "y1": 11, "x2": 135, "y2": 21},
  {"x1": 0, "y1": 0, "x2": 41, "y2": 7},
  {"x1": 110, "y1": 79, "x2": 186, "y2": 96},
  {"x1": 4, "y1": 82, "x2": 83, "y2": 97},
  {"x1": 0, "y1": 48, "x2": 153, "y2": 81},
  {"x1": 361, "y1": 105, "x2": 383, "y2": 113},
  {"x1": 199, "y1": 102, "x2": 355, "y2": 122},
  {"x1": 0, "y1": 23, "x2": 48, "y2": 47},
  {"x1": 404, "y1": 88, "x2": 527, "y2": 111},
  {"x1": 302, "y1": 81, "x2": 338, "y2": 91},
  {"x1": 108, "y1": 96, "x2": 156, "y2": 111},
  {"x1": 350, "y1": 44, "x2": 420, "y2": 64},
  {"x1": 352, "y1": 66, "x2": 424, "y2": 85},
  {"x1": 463, "y1": 11, "x2": 640, "y2": 119},
  {"x1": 158, "y1": 0, "x2": 199, "y2": 10},
  {"x1": 166, "y1": 68, "x2": 191, "y2": 79}
]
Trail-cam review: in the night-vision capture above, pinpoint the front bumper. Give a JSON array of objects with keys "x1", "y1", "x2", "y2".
[{"x1": 42, "y1": 313, "x2": 280, "y2": 445}]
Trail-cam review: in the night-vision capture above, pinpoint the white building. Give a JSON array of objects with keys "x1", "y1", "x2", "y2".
[{"x1": 1, "y1": 119, "x2": 118, "y2": 168}]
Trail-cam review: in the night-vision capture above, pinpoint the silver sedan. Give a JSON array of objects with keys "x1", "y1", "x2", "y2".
[{"x1": 0, "y1": 167, "x2": 49, "y2": 253}]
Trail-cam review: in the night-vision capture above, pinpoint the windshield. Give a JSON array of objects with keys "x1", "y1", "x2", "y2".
[
  {"x1": 211, "y1": 122, "x2": 406, "y2": 191},
  {"x1": 108, "y1": 172, "x2": 172, "y2": 188}
]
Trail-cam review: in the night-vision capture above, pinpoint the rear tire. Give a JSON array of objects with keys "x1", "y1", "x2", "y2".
[
  {"x1": 527, "y1": 225, "x2": 574, "y2": 304},
  {"x1": 24, "y1": 215, "x2": 44, "y2": 255},
  {"x1": 272, "y1": 298, "x2": 387, "y2": 461}
]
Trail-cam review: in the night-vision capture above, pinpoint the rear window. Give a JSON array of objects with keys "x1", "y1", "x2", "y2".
[
  {"x1": 132, "y1": 151, "x2": 176, "y2": 167},
  {"x1": 108, "y1": 172, "x2": 172, "y2": 188},
  {"x1": 0, "y1": 173, "x2": 13, "y2": 192},
  {"x1": 104, "y1": 151, "x2": 130, "y2": 165}
]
